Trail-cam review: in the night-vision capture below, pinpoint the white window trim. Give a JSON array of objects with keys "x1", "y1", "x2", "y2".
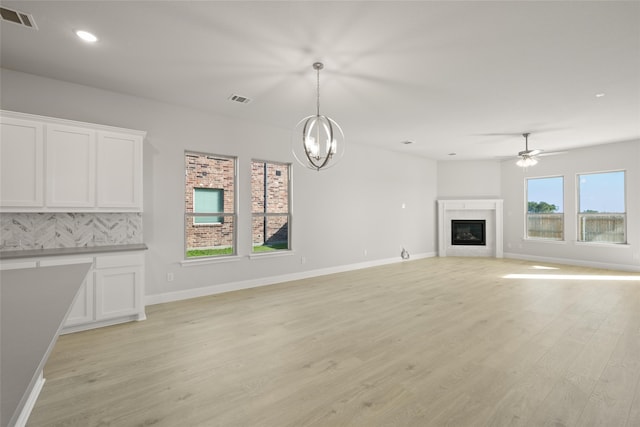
[
  {"x1": 180, "y1": 254, "x2": 244, "y2": 267},
  {"x1": 524, "y1": 175, "x2": 565, "y2": 241},
  {"x1": 249, "y1": 250, "x2": 296, "y2": 260},
  {"x1": 251, "y1": 159, "x2": 292, "y2": 253},
  {"x1": 184, "y1": 151, "x2": 238, "y2": 260},
  {"x1": 576, "y1": 169, "x2": 626, "y2": 244}
]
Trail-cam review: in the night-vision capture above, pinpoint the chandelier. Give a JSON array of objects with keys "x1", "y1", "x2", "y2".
[{"x1": 292, "y1": 62, "x2": 344, "y2": 171}]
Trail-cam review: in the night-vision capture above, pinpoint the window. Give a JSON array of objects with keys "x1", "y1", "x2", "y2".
[
  {"x1": 251, "y1": 160, "x2": 291, "y2": 253},
  {"x1": 193, "y1": 188, "x2": 223, "y2": 224},
  {"x1": 578, "y1": 171, "x2": 626, "y2": 243},
  {"x1": 526, "y1": 176, "x2": 564, "y2": 240},
  {"x1": 185, "y1": 152, "x2": 236, "y2": 258}
]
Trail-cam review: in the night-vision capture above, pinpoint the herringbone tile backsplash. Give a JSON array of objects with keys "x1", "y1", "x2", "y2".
[{"x1": 0, "y1": 213, "x2": 142, "y2": 251}]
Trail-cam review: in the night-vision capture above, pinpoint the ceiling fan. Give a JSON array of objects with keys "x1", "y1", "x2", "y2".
[
  {"x1": 516, "y1": 132, "x2": 541, "y2": 167},
  {"x1": 514, "y1": 132, "x2": 568, "y2": 167}
]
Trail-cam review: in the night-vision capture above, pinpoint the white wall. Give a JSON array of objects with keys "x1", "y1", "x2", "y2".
[
  {"x1": 437, "y1": 160, "x2": 501, "y2": 199},
  {"x1": 501, "y1": 140, "x2": 640, "y2": 271},
  {"x1": 0, "y1": 69, "x2": 438, "y2": 301}
]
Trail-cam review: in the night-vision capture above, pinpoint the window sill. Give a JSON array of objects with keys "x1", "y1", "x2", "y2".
[
  {"x1": 574, "y1": 241, "x2": 630, "y2": 248},
  {"x1": 522, "y1": 238, "x2": 567, "y2": 245},
  {"x1": 180, "y1": 255, "x2": 244, "y2": 267},
  {"x1": 249, "y1": 250, "x2": 295, "y2": 260}
]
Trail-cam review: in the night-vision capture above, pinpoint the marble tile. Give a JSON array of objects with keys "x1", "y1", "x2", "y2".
[{"x1": 0, "y1": 212, "x2": 143, "y2": 251}]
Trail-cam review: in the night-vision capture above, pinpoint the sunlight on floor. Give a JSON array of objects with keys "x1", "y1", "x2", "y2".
[{"x1": 531, "y1": 265, "x2": 560, "y2": 270}]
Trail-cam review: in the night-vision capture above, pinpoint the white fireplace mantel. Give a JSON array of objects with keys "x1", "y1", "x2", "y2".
[{"x1": 437, "y1": 199, "x2": 503, "y2": 258}]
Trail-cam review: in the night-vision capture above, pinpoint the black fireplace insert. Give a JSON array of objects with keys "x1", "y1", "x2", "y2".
[{"x1": 451, "y1": 220, "x2": 486, "y2": 246}]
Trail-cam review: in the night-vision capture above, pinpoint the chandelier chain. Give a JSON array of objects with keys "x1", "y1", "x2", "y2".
[{"x1": 316, "y1": 66, "x2": 320, "y2": 116}]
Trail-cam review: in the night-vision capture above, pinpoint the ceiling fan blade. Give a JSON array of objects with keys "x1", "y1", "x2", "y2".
[
  {"x1": 518, "y1": 149, "x2": 543, "y2": 157},
  {"x1": 474, "y1": 127, "x2": 567, "y2": 138},
  {"x1": 475, "y1": 132, "x2": 524, "y2": 137},
  {"x1": 537, "y1": 150, "x2": 568, "y2": 157}
]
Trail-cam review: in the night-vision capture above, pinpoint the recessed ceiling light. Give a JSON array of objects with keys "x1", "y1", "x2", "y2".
[
  {"x1": 75, "y1": 30, "x2": 98, "y2": 43},
  {"x1": 595, "y1": 93, "x2": 605, "y2": 98},
  {"x1": 448, "y1": 152, "x2": 456, "y2": 156},
  {"x1": 401, "y1": 140, "x2": 414, "y2": 145}
]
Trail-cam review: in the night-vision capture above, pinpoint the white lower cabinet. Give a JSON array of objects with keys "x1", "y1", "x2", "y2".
[
  {"x1": 1, "y1": 251, "x2": 146, "y2": 333},
  {"x1": 40, "y1": 257, "x2": 95, "y2": 327},
  {"x1": 95, "y1": 254, "x2": 144, "y2": 321},
  {"x1": 64, "y1": 252, "x2": 146, "y2": 333},
  {"x1": 66, "y1": 276, "x2": 95, "y2": 326}
]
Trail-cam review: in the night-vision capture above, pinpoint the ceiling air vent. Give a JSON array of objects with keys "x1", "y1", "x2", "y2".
[
  {"x1": 228, "y1": 94, "x2": 252, "y2": 104},
  {"x1": 0, "y1": 6, "x2": 38, "y2": 30}
]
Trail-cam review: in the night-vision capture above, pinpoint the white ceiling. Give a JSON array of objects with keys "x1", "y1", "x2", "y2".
[{"x1": 1, "y1": 1, "x2": 639, "y2": 161}]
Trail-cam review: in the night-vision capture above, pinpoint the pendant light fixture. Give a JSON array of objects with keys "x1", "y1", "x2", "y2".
[{"x1": 292, "y1": 62, "x2": 344, "y2": 171}]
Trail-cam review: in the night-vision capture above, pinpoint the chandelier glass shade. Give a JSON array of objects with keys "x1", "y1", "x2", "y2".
[{"x1": 292, "y1": 62, "x2": 344, "y2": 171}]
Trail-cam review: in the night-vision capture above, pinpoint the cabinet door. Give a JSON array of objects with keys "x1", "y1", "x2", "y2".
[
  {"x1": 0, "y1": 116, "x2": 44, "y2": 208},
  {"x1": 64, "y1": 275, "x2": 95, "y2": 326},
  {"x1": 96, "y1": 131, "x2": 142, "y2": 210},
  {"x1": 95, "y1": 266, "x2": 143, "y2": 320},
  {"x1": 40, "y1": 257, "x2": 95, "y2": 326},
  {"x1": 46, "y1": 124, "x2": 96, "y2": 208}
]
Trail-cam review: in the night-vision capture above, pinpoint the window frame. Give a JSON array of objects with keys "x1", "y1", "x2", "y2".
[
  {"x1": 184, "y1": 151, "x2": 238, "y2": 260},
  {"x1": 250, "y1": 158, "x2": 292, "y2": 254},
  {"x1": 524, "y1": 175, "x2": 565, "y2": 241},
  {"x1": 576, "y1": 169, "x2": 626, "y2": 244}
]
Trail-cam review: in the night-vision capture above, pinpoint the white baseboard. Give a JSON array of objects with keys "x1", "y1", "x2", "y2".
[
  {"x1": 60, "y1": 313, "x2": 144, "y2": 335},
  {"x1": 146, "y1": 252, "x2": 436, "y2": 306},
  {"x1": 13, "y1": 371, "x2": 45, "y2": 427},
  {"x1": 504, "y1": 252, "x2": 640, "y2": 272}
]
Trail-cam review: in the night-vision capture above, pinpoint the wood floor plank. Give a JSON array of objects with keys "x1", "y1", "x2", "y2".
[
  {"x1": 25, "y1": 257, "x2": 640, "y2": 427},
  {"x1": 626, "y1": 373, "x2": 640, "y2": 426},
  {"x1": 577, "y1": 311, "x2": 640, "y2": 426}
]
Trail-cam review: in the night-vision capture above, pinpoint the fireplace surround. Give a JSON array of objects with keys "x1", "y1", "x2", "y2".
[{"x1": 437, "y1": 199, "x2": 503, "y2": 257}]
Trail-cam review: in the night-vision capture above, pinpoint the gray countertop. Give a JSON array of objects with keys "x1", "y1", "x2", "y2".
[
  {"x1": 0, "y1": 243, "x2": 148, "y2": 260},
  {"x1": 2, "y1": 263, "x2": 92, "y2": 426}
]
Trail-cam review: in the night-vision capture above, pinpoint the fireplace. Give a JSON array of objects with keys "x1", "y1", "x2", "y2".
[
  {"x1": 451, "y1": 220, "x2": 486, "y2": 246},
  {"x1": 437, "y1": 199, "x2": 503, "y2": 257}
]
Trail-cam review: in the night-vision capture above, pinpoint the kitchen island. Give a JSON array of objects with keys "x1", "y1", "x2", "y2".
[{"x1": 1, "y1": 262, "x2": 92, "y2": 427}]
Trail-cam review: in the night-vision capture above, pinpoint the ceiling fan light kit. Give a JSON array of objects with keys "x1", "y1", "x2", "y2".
[
  {"x1": 516, "y1": 132, "x2": 540, "y2": 168},
  {"x1": 516, "y1": 156, "x2": 538, "y2": 167}
]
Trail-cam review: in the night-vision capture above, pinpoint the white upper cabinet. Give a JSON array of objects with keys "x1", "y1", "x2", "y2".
[
  {"x1": 0, "y1": 110, "x2": 145, "y2": 212},
  {"x1": 46, "y1": 124, "x2": 97, "y2": 208},
  {"x1": 97, "y1": 131, "x2": 143, "y2": 210},
  {"x1": 0, "y1": 116, "x2": 44, "y2": 207}
]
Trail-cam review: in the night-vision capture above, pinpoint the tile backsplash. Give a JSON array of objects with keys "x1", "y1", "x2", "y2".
[{"x1": 0, "y1": 213, "x2": 143, "y2": 251}]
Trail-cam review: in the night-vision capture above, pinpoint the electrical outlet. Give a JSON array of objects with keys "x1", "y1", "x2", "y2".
[
  {"x1": 301, "y1": 256, "x2": 306, "y2": 264},
  {"x1": 167, "y1": 272, "x2": 174, "y2": 282},
  {"x1": 363, "y1": 249, "x2": 368, "y2": 257}
]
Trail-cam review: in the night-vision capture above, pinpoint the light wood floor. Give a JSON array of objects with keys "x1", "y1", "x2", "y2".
[{"x1": 28, "y1": 257, "x2": 640, "y2": 427}]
